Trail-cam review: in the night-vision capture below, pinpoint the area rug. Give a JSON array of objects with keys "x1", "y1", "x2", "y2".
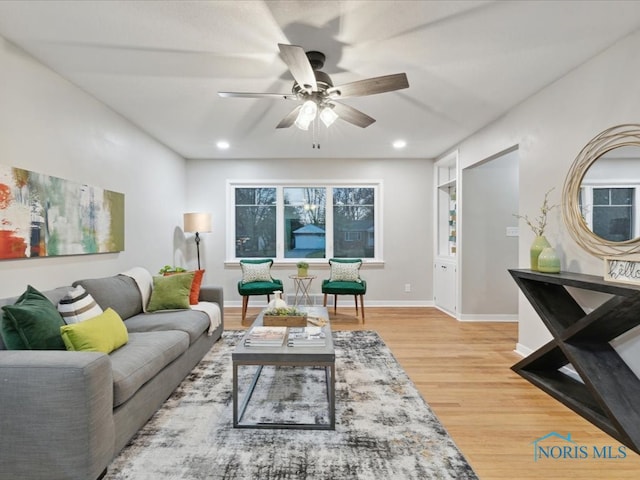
[{"x1": 104, "y1": 330, "x2": 478, "y2": 480}]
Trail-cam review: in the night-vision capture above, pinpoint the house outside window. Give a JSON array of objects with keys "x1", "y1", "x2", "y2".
[
  {"x1": 228, "y1": 182, "x2": 381, "y2": 262},
  {"x1": 284, "y1": 187, "x2": 326, "y2": 258},
  {"x1": 344, "y1": 231, "x2": 362, "y2": 242}
]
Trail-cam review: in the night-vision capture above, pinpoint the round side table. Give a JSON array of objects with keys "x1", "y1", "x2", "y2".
[{"x1": 288, "y1": 274, "x2": 316, "y2": 306}]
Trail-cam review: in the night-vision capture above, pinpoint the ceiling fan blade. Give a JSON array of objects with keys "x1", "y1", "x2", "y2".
[
  {"x1": 276, "y1": 105, "x2": 302, "y2": 129},
  {"x1": 327, "y1": 73, "x2": 409, "y2": 99},
  {"x1": 218, "y1": 91, "x2": 297, "y2": 100},
  {"x1": 278, "y1": 43, "x2": 317, "y2": 93},
  {"x1": 331, "y1": 102, "x2": 376, "y2": 128}
]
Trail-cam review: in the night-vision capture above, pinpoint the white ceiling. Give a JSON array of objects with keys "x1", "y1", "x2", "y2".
[{"x1": 1, "y1": 0, "x2": 640, "y2": 159}]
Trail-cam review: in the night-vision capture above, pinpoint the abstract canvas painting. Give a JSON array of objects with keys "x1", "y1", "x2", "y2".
[{"x1": 0, "y1": 165, "x2": 124, "y2": 259}]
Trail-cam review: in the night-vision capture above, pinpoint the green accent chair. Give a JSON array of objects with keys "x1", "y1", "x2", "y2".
[
  {"x1": 322, "y1": 258, "x2": 366, "y2": 324},
  {"x1": 237, "y1": 259, "x2": 283, "y2": 324}
]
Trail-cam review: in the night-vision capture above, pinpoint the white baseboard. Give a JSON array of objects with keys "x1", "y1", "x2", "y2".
[
  {"x1": 284, "y1": 293, "x2": 328, "y2": 306},
  {"x1": 457, "y1": 313, "x2": 518, "y2": 322},
  {"x1": 514, "y1": 343, "x2": 532, "y2": 357}
]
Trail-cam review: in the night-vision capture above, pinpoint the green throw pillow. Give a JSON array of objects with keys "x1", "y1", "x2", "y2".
[
  {"x1": 1, "y1": 285, "x2": 66, "y2": 350},
  {"x1": 147, "y1": 272, "x2": 195, "y2": 312},
  {"x1": 60, "y1": 308, "x2": 128, "y2": 353}
]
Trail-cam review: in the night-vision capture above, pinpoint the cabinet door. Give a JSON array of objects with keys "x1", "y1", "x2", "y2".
[{"x1": 434, "y1": 261, "x2": 456, "y2": 314}]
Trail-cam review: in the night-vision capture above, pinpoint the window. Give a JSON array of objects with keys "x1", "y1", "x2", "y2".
[
  {"x1": 234, "y1": 187, "x2": 276, "y2": 257},
  {"x1": 228, "y1": 182, "x2": 381, "y2": 262},
  {"x1": 284, "y1": 187, "x2": 326, "y2": 258},
  {"x1": 333, "y1": 187, "x2": 375, "y2": 257},
  {"x1": 344, "y1": 232, "x2": 362, "y2": 242},
  {"x1": 580, "y1": 186, "x2": 637, "y2": 241}
]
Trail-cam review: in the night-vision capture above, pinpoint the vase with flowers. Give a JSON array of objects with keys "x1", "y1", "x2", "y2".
[{"x1": 514, "y1": 188, "x2": 560, "y2": 272}]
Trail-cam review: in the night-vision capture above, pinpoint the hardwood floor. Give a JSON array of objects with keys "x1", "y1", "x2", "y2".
[{"x1": 224, "y1": 306, "x2": 640, "y2": 479}]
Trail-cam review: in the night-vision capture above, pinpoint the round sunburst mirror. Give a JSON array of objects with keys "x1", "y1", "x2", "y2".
[{"x1": 562, "y1": 124, "x2": 640, "y2": 258}]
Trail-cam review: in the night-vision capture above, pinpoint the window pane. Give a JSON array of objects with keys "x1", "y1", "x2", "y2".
[
  {"x1": 235, "y1": 188, "x2": 276, "y2": 257},
  {"x1": 592, "y1": 205, "x2": 633, "y2": 241},
  {"x1": 592, "y1": 188, "x2": 610, "y2": 205},
  {"x1": 610, "y1": 188, "x2": 633, "y2": 205},
  {"x1": 283, "y1": 187, "x2": 326, "y2": 259},
  {"x1": 333, "y1": 187, "x2": 375, "y2": 258}
]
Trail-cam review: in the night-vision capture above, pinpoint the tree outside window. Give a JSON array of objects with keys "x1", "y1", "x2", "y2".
[
  {"x1": 235, "y1": 187, "x2": 276, "y2": 257},
  {"x1": 333, "y1": 187, "x2": 374, "y2": 258}
]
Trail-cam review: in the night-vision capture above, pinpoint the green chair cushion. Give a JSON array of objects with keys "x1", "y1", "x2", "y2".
[
  {"x1": 237, "y1": 279, "x2": 283, "y2": 296},
  {"x1": 321, "y1": 279, "x2": 367, "y2": 295}
]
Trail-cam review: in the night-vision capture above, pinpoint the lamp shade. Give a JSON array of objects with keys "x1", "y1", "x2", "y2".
[
  {"x1": 294, "y1": 100, "x2": 318, "y2": 131},
  {"x1": 320, "y1": 106, "x2": 339, "y2": 127},
  {"x1": 183, "y1": 212, "x2": 212, "y2": 233}
]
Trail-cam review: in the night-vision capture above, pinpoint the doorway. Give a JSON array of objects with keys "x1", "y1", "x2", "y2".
[{"x1": 459, "y1": 148, "x2": 519, "y2": 320}]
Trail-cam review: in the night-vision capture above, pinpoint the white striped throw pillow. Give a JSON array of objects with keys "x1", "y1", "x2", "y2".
[{"x1": 58, "y1": 285, "x2": 104, "y2": 324}]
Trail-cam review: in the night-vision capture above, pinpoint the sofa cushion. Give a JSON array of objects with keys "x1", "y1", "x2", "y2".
[
  {"x1": 0, "y1": 287, "x2": 72, "y2": 351},
  {"x1": 189, "y1": 269, "x2": 205, "y2": 305},
  {"x1": 73, "y1": 275, "x2": 143, "y2": 320},
  {"x1": 163, "y1": 269, "x2": 204, "y2": 305},
  {"x1": 147, "y1": 273, "x2": 194, "y2": 312},
  {"x1": 109, "y1": 330, "x2": 189, "y2": 407},
  {"x1": 1, "y1": 285, "x2": 66, "y2": 350},
  {"x1": 124, "y1": 310, "x2": 210, "y2": 345},
  {"x1": 57, "y1": 285, "x2": 104, "y2": 324},
  {"x1": 60, "y1": 308, "x2": 129, "y2": 354}
]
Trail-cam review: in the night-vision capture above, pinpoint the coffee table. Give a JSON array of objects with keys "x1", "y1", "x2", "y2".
[{"x1": 232, "y1": 306, "x2": 335, "y2": 430}]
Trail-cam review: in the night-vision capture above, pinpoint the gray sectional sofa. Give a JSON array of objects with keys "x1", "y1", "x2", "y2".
[{"x1": 0, "y1": 272, "x2": 224, "y2": 480}]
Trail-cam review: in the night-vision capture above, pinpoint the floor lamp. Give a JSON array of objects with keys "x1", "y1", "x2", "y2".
[{"x1": 183, "y1": 212, "x2": 212, "y2": 270}]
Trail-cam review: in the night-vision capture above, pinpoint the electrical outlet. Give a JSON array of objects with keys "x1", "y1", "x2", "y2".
[
  {"x1": 506, "y1": 226, "x2": 519, "y2": 237},
  {"x1": 404, "y1": 283, "x2": 411, "y2": 293}
]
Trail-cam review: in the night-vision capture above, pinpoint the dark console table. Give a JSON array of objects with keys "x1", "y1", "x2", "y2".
[{"x1": 509, "y1": 269, "x2": 640, "y2": 454}]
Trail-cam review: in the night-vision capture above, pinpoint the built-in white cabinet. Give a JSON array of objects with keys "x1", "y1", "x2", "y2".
[
  {"x1": 434, "y1": 152, "x2": 458, "y2": 316},
  {"x1": 433, "y1": 260, "x2": 456, "y2": 315}
]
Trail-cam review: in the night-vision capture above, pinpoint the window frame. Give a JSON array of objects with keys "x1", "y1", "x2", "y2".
[{"x1": 226, "y1": 180, "x2": 383, "y2": 264}]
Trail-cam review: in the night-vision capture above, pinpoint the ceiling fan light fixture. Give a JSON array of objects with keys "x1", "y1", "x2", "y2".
[
  {"x1": 320, "y1": 106, "x2": 339, "y2": 127},
  {"x1": 294, "y1": 100, "x2": 318, "y2": 130}
]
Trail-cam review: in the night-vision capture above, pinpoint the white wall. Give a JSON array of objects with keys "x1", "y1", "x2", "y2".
[
  {"x1": 460, "y1": 149, "x2": 519, "y2": 318},
  {"x1": 0, "y1": 37, "x2": 188, "y2": 297},
  {"x1": 451, "y1": 29, "x2": 640, "y2": 372},
  {"x1": 186, "y1": 157, "x2": 433, "y2": 306}
]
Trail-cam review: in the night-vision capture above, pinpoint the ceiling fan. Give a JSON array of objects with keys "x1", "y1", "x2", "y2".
[{"x1": 218, "y1": 43, "x2": 409, "y2": 136}]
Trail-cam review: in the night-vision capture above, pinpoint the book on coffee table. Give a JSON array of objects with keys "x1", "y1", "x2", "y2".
[
  {"x1": 287, "y1": 326, "x2": 327, "y2": 347},
  {"x1": 244, "y1": 326, "x2": 287, "y2": 347}
]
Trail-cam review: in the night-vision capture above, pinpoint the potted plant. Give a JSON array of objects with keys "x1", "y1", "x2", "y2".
[
  {"x1": 263, "y1": 305, "x2": 308, "y2": 327},
  {"x1": 296, "y1": 261, "x2": 309, "y2": 277},
  {"x1": 159, "y1": 265, "x2": 187, "y2": 275},
  {"x1": 513, "y1": 188, "x2": 559, "y2": 271}
]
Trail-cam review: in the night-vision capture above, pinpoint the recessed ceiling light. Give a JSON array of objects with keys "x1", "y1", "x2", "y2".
[
  {"x1": 216, "y1": 140, "x2": 230, "y2": 150},
  {"x1": 393, "y1": 139, "x2": 407, "y2": 149}
]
